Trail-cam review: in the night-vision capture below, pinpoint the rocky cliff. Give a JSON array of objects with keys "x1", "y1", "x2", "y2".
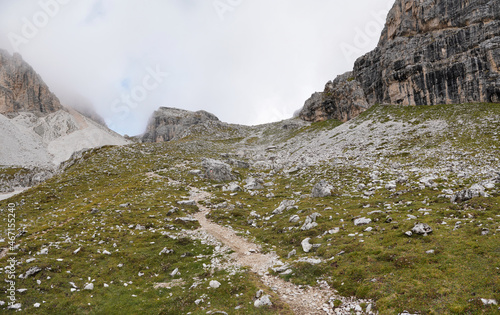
[
  {"x1": 299, "y1": 0, "x2": 500, "y2": 122},
  {"x1": 141, "y1": 107, "x2": 221, "y2": 143},
  {"x1": 0, "y1": 50, "x2": 63, "y2": 116},
  {"x1": 0, "y1": 49, "x2": 130, "y2": 168}
]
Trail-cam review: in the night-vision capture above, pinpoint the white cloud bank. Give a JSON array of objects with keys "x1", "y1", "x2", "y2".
[{"x1": 0, "y1": 0, "x2": 393, "y2": 135}]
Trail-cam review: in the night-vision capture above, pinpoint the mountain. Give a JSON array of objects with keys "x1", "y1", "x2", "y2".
[
  {"x1": 140, "y1": 107, "x2": 222, "y2": 143},
  {"x1": 0, "y1": 50, "x2": 130, "y2": 168},
  {"x1": 0, "y1": 50, "x2": 63, "y2": 116},
  {"x1": 299, "y1": 0, "x2": 500, "y2": 122},
  {"x1": 1, "y1": 1, "x2": 500, "y2": 314}
]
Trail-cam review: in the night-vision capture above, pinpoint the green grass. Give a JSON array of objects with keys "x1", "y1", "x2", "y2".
[{"x1": 1, "y1": 103, "x2": 500, "y2": 314}]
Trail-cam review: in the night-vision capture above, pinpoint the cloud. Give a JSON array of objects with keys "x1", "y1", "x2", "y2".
[{"x1": 0, "y1": 0, "x2": 393, "y2": 135}]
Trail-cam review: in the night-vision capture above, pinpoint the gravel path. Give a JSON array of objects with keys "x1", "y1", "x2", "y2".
[{"x1": 190, "y1": 188, "x2": 375, "y2": 315}]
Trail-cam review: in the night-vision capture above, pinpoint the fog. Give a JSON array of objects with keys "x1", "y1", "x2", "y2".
[{"x1": 0, "y1": 0, "x2": 393, "y2": 135}]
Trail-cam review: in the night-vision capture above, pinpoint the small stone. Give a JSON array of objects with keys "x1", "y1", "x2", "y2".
[
  {"x1": 7, "y1": 303, "x2": 22, "y2": 310},
  {"x1": 39, "y1": 248, "x2": 48, "y2": 255},
  {"x1": 354, "y1": 217, "x2": 372, "y2": 226},
  {"x1": 102, "y1": 250, "x2": 111, "y2": 255},
  {"x1": 34, "y1": 303, "x2": 41, "y2": 308},
  {"x1": 159, "y1": 248, "x2": 173, "y2": 255},
  {"x1": 84, "y1": 283, "x2": 94, "y2": 290},
  {"x1": 426, "y1": 250, "x2": 435, "y2": 254},
  {"x1": 405, "y1": 231, "x2": 413, "y2": 237},
  {"x1": 170, "y1": 268, "x2": 180, "y2": 277},
  {"x1": 209, "y1": 280, "x2": 221, "y2": 289},
  {"x1": 480, "y1": 298, "x2": 497, "y2": 305},
  {"x1": 385, "y1": 181, "x2": 397, "y2": 190},
  {"x1": 412, "y1": 223, "x2": 433, "y2": 236},
  {"x1": 287, "y1": 249, "x2": 296, "y2": 258},
  {"x1": 301, "y1": 238, "x2": 313, "y2": 253}
]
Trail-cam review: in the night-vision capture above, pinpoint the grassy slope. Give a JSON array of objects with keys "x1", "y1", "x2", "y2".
[{"x1": 0, "y1": 103, "x2": 499, "y2": 314}]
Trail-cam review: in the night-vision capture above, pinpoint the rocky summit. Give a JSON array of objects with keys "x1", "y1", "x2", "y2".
[
  {"x1": 0, "y1": 50, "x2": 63, "y2": 116},
  {"x1": 140, "y1": 107, "x2": 221, "y2": 143},
  {"x1": 299, "y1": 0, "x2": 500, "y2": 122}
]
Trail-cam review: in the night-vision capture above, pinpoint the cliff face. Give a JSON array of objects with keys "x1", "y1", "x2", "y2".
[
  {"x1": 299, "y1": 0, "x2": 500, "y2": 122},
  {"x1": 0, "y1": 50, "x2": 63, "y2": 116},
  {"x1": 141, "y1": 107, "x2": 220, "y2": 143}
]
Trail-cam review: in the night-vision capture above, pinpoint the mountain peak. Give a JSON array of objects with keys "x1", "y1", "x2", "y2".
[
  {"x1": 0, "y1": 49, "x2": 63, "y2": 116},
  {"x1": 299, "y1": 0, "x2": 500, "y2": 122}
]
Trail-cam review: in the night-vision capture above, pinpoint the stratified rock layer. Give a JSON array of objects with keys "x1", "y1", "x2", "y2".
[
  {"x1": 299, "y1": 0, "x2": 500, "y2": 122},
  {"x1": 0, "y1": 50, "x2": 63, "y2": 116}
]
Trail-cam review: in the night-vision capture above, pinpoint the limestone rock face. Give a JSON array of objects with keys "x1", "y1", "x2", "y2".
[
  {"x1": 141, "y1": 107, "x2": 220, "y2": 143},
  {"x1": 299, "y1": 72, "x2": 369, "y2": 122},
  {"x1": 0, "y1": 50, "x2": 63, "y2": 116},
  {"x1": 299, "y1": 0, "x2": 500, "y2": 122}
]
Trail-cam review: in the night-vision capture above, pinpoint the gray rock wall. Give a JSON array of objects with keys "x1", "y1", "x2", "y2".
[
  {"x1": 299, "y1": 0, "x2": 500, "y2": 122},
  {"x1": 0, "y1": 50, "x2": 63, "y2": 116}
]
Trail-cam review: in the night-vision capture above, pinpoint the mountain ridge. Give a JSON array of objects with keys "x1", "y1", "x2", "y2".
[{"x1": 299, "y1": 0, "x2": 500, "y2": 122}]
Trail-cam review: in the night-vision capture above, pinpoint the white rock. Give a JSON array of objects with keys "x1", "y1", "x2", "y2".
[
  {"x1": 170, "y1": 268, "x2": 180, "y2": 277},
  {"x1": 39, "y1": 248, "x2": 48, "y2": 255},
  {"x1": 7, "y1": 303, "x2": 22, "y2": 310},
  {"x1": 412, "y1": 223, "x2": 433, "y2": 236},
  {"x1": 84, "y1": 283, "x2": 94, "y2": 290},
  {"x1": 34, "y1": 303, "x2": 41, "y2": 308},
  {"x1": 209, "y1": 280, "x2": 221, "y2": 289},
  {"x1": 354, "y1": 217, "x2": 372, "y2": 226},
  {"x1": 301, "y1": 238, "x2": 313, "y2": 253},
  {"x1": 102, "y1": 250, "x2": 111, "y2": 255},
  {"x1": 254, "y1": 295, "x2": 272, "y2": 307},
  {"x1": 73, "y1": 247, "x2": 81, "y2": 254},
  {"x1": 481, "y1": 298, "x2": 497, "y2": 305},
  {"x1": 385, "y1": 181, "x2": 397, "y2": 190}
]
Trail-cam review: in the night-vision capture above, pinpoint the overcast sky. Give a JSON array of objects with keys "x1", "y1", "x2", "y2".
[{"x1": 0, "y1": 0, "x2": 393, "y2": 135}]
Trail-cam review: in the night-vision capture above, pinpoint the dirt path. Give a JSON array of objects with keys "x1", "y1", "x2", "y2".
[{"x1": 190, "y1": 188, "x2": 373, "y2": 315}]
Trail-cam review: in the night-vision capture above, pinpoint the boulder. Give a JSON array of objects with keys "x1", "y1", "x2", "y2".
[
  {"x1": 354, "y1": 217, "x2": 372, "y2": 226},
  {"x1": 244, "y1": 177, "x2": 264, "y2": 190},
  {"x1": 312, "y1": 180, "x2": 333, "y2": 198},
  {"x1": 254, "y1": 295, "x2": 272, "y2": 308},
  {"x1": 411, "y1": 223, "x2": 433, "y2": 236},
  {"x1": 301, "y1": 238, "x2": 313, "y2": 253},
  {"x1": 452, "y1": 184, "x2": 487, "y2": 202},
  {"x1": 202, "y1": 159, "x2": 235, "y2": 182},
  {"x1": 272, "y1": 200, "x2": 295, "y2": 215},
  {"x1": 301, "y1": 213, "x2": 321, "y2": 231}
]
